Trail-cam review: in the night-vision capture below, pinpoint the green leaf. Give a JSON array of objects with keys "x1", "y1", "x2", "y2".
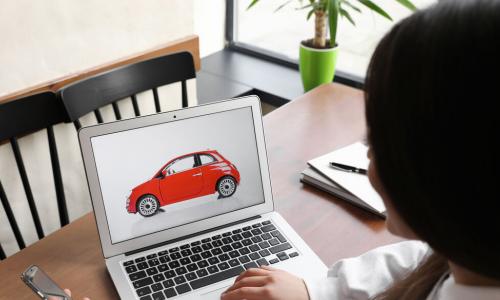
[
  {"x1": 274, "y1": 0, "x2": 294, "y2": 12},
  {"x1": 340, "y1": 8, "x2": 356, "y2": 26},
  {"x1": 328, "y1": 0, "x2": 339, "y2": 45},
  {"x1": 307, "y1": 8, "x2": 315, "y2": 20},
  {"x1": 357, "y1": 0, "x2": 392, "y2": 21},
  {"x1": 340, "y1": 0, "x2": 361, "y2": 13},
  {"x1": 315, "y1": 0, "x2": 328, "y2": 11},
  {"x1": 298, "y1": 3, "x2": 316, "y2": 10},
  {"x1": 247, "y1": 0, "x2": 259, "y2": 10},
  {"x1": 396, "y1": 0, "x2": 417, "y2": 11},
  {"x1": 298, "y1": 1, "x2": 324, "y2": 12}
]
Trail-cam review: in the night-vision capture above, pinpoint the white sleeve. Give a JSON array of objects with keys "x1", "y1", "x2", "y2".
[{"x1": 303, "y1": 240, "x2": 431, "y2": 300}]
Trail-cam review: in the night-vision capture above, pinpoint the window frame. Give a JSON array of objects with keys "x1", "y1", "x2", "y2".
[{"x1": 225, "y1": 0, "x2": 364, "y2": 88}]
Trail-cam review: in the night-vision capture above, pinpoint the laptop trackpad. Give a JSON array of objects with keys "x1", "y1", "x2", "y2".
[{"x1": 201, "y1": 285, "x2": 230, "y2": 300}]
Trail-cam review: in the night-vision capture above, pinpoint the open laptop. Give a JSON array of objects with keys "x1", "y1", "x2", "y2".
[{"x1": 79, "y1": 96, "x2": 327, "y2": 300}]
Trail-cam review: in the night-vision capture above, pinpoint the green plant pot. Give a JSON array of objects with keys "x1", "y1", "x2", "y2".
[{"x1": 299, "y1": 42, "x2": 338, "y2": 92}]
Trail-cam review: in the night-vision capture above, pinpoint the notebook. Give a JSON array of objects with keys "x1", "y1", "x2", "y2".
[{"x1": 301, "y1": 142, "x2": 386, "y2": 218}]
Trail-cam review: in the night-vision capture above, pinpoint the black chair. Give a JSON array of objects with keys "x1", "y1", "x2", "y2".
[
  {"x1": 0, "y1": 92, "x2": 69, "y2": 259},
  {"x1": 58, "y1": 52, "x2": 196, "y2": 129}
]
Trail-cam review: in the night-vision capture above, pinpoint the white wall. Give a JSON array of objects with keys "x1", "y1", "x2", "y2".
[
  {"x1": 0, "y1": 0, "x2": 194, "y2": 97},
  {"x1": 0, "y1": 0, "x2": 228, "y2": 97},
  {"x1": 194, "y1": 0, "x2": 226, "y2": 58}
]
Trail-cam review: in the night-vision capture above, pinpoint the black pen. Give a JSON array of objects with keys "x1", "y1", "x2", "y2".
[{"x1": 329, "y1": 162, "x2": 368, "y2": 175}]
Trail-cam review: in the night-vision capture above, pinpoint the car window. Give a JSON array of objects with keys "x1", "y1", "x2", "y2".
[
  {"x1": 200, "y1": 154, "x2": 216, "y2": 165},
  {"x1": 166, "y1": 155, "x2": 196, "y2": 174}
]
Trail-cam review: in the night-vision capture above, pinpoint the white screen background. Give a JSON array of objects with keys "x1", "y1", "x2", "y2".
[{"x1": 91, "y1": 107, "x2": 265, "y2": 244}]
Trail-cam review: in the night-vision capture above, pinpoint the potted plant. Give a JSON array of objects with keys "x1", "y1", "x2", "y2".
[{"x1": 248, "y1": 0, "x2": 417, "y2": 91}]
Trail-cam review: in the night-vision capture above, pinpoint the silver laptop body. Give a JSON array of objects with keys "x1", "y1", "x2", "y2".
[{"x1": 79, "y1": 96, "x2": 327, "y2": 300}]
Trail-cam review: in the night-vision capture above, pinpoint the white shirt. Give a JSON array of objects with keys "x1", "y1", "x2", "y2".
[{"x1": 303, "y1": 241, "x2": 500, "y2": 300}]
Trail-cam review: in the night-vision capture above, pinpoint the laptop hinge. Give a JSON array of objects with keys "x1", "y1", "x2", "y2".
[{"x1": 124, "y1": 215, "x2": 262, "y2": 256}]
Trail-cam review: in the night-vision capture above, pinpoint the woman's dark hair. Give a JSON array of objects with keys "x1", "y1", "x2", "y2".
[{"x1": 365, "y1": 0, "x2": 500, "y2": 293}]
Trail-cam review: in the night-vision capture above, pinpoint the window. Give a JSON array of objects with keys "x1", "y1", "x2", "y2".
[
  {"x1": 200, "y1": 154, "x2": 216, "y2": 165},
  {"x1": 166, "y1": 156, "x2": 196, "y2": 174},
  {"x1": 231, "y1": 0, "x2": 437, "y2": 82}
]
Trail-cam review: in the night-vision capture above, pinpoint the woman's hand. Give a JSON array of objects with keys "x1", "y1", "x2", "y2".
[
  {"x1": 221, "y1": 266, "x2": 309, "y2": 300},
  {"x1": 63, "y1": 289, "x2": 90, "y2": 300}
]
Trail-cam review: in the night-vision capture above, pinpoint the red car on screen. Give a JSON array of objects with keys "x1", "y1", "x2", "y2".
[{"x1": 127, "y1": 150, "x2": 240, "y2": 217}]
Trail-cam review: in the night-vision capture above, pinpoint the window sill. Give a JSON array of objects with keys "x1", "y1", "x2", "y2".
[
  {"x1": 196, "y1": 47, "x2": 363, "y2": 108},
  {"x1": 196, "y1": 49, "x2": 303, "y2": 107}
]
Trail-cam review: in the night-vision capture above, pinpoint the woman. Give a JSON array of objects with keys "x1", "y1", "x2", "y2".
[{"x1": 221, "y1": 0, "x2": 500, "y2": 299}]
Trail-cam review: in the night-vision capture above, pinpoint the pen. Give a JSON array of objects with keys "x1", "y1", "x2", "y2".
[{"x1": 329, "y1": 162, "x2": 368, "y2": 175}]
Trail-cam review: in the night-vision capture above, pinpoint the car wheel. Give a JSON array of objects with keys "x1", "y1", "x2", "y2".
[
  {"x1": 217, "y1": 176, "x2": 237, "y2": 198},
  {"x1": 137, "y1": 195, "x2": 159, "y2": 217}
]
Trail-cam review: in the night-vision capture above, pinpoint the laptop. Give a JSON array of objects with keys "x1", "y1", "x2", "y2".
[{"x1": 79, "y1": 96, "x2": 327, "y2": 300}]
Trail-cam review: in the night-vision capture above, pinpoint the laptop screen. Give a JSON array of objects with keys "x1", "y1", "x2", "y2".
[{"x1": 90, "y1": 106, "x2": 265, "y2": 244}]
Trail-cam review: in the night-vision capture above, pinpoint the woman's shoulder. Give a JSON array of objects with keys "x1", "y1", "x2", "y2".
[
  {"x1": 304, "y1": 241, "x2": 432, "y2": 300},
  {"x1": 370, "y1": 240, "x2": 431, "y2": 262},
  {"x1": 330, "y1": 240, "x2": 431, "y2": 275}
]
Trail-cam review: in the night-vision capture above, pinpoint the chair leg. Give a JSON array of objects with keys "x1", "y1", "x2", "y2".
[
  {"x1": 0, "y1": 244, "x2": 6, "y2": 260},
  {"x1": 112, "y1": 102, "x2": 122, "y2": 120},
  {"x1": 153, "y1": 87, "x2": 161, "y2": 113},
  {"x1": 0, "y1": 180, "x2": 26, "y2": 249},
  {"x1": 181, "y1": 80, "x2": 188, "y2": 108},
  {"x1": 10, "y1": 137, "x2": 44, "y2": 239},
  {"x1": 131, "y1": 95, "x2": 141, "y2": 117},
  {"x1": 94, "y1": 109, "x2": 103, "y2": 123},
  {"x1": 47, "y1": 126, "x2": 69, "y2": 227}
]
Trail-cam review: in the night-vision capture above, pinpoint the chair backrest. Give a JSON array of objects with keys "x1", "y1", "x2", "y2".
[
  {"x1": 58, "y1": 51, "x2": 196, "y2": 129},
  {"x1": 0, "y1": 52, "x2": 196, "y2": 259},
  {"x1": 0, "y1": 92, "x2": 70, "y2": 259}
]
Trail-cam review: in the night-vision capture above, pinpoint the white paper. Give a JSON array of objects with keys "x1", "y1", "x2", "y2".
[{"x1": 308, "y1": 142, "x2": 386, "y2": 213}]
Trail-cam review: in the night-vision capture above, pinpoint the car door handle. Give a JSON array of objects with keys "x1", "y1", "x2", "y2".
[{"x1": 192, "y1": 173, "x2": 202, "y2": 176}]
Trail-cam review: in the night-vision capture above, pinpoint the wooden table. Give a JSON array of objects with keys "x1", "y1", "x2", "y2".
[{"x1": 0, "y1": 83, "x2": 401, "y2": 299}]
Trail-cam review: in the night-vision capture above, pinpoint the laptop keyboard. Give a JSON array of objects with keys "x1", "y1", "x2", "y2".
[{"x1": 122, "y1": 220, "x2": 299, "y2": 300}]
